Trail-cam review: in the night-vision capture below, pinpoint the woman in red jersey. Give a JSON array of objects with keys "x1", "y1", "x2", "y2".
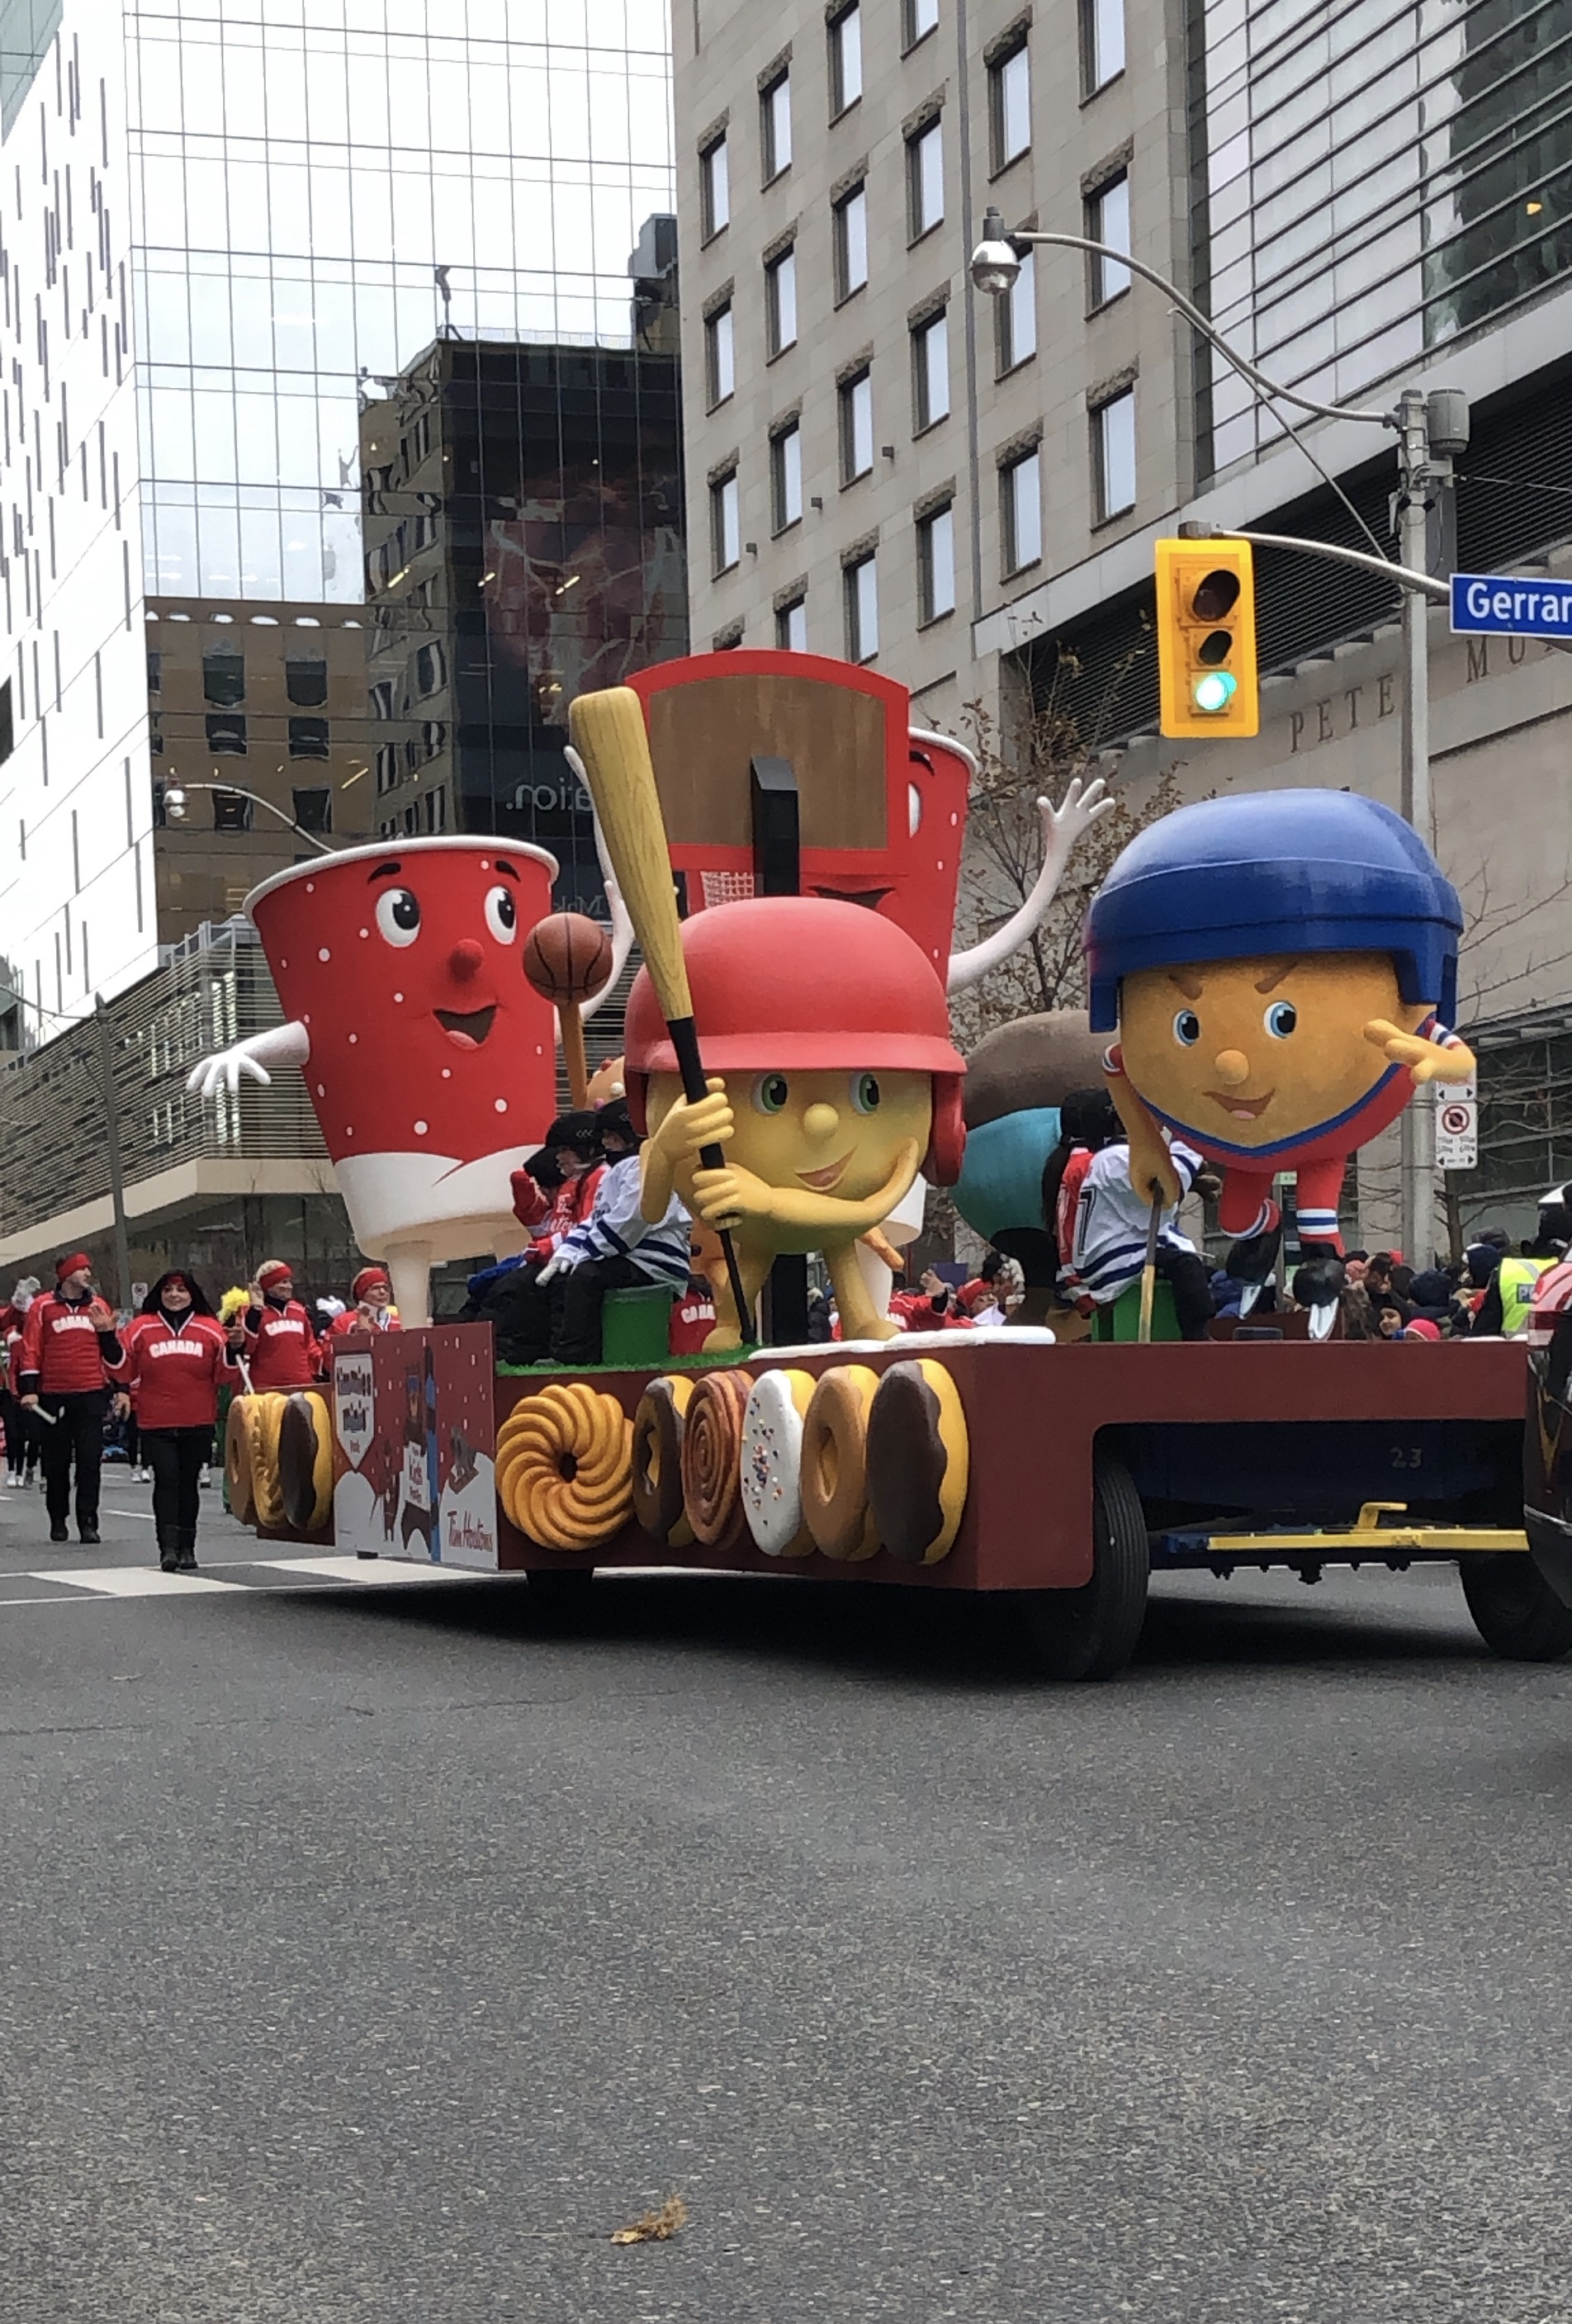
[{"x1": 113, "y1": 1273, "x2": 235, "y2": 1572}]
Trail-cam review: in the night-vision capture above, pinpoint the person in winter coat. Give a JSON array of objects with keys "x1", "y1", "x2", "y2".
[
  {"x1": 532, "y1": 1100, "x2": 693, "y2": 1366},
  {"x1": 113, "y1": 1273, "x2": 234, "y2": 1570},
  {"x1": 1, "y1": 1280, "x2": 40, "y2": 1488},
  {"x1": 323, "y1": 1266, "x2": 402, "y2": 1342},
  {"x1": 509, "y1": 1111, "x2": 605, "y2": 1254},
  {"x1": 238, "y1": 1260, "x2": 321, "y2": 1387},
  {"x1": 17, "y1": 1253, "x2": 124, "y2": 1543}
]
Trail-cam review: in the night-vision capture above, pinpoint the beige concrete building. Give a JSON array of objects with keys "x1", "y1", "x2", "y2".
[{"x1": 675, "y1": 0, "x2": 1572, "y2": 1240}]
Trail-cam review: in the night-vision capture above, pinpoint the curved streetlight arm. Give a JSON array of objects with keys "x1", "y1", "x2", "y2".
[
  {"x1": 989, "y1": 222, "x2": 1393, "y2": 431},
  {"x1": 1200, "y1": 525, "x2": 1449, "y2": 603},
  {"x1": 164, "y1": 779, "x2": 337, "y2": 855}
]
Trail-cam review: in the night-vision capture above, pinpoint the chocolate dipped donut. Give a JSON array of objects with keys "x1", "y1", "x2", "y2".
[
  {"x1": 632, "y1": 1375, "x2": 696, "y2": 1547},
  {"x1": 679, "y1": 1367, "x2": 752, "y2": 1550},
  {"x1": 740, "y1": 1368, "x2": 817, "y2": 1558},
  {"x1": 866, "y1": 1358, "x2": 969, "y2": 1564},
  {"x1": 279, "y1": 1389, "x2": 334, "y2": 1532},
  {"x1": 800, "y1": 1364, "x2": 880, "y2": 1560}
]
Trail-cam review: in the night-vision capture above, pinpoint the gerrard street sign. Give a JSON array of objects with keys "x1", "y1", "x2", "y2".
[{"x1": 1451, "y1": 572, "x2": 1572, "y2": 641}]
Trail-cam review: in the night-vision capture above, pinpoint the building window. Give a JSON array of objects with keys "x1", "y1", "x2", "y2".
[
  {"x1": 990, "y1": 40, "x2": 1030, "y2": 171},
  {"x1": 0, "y1": 679, "x2": 12, "y2": 765},
  {"x1": 146, "y1": 650, "x2": 161, "y2": 694},
  {"x1": 907, "y1": 117, "x2": 943, "y2": 240},
  {"x1": 997, "y1": 245, "x2": 1036, "y2": 372},
  {"x1": 1001, "y1": 447, "x2": 1043, "y2": 573},
  {"x1": 206, "y1": 712, "x2": 247, "y2": 755},
  {"x1": 285, "y1": 655, "x2": 328, "y2": 706},
  {"x1": 149, "y1": 725, "x2": 164, "y2": 758},
  {"x1": 1091, "y1": 388, "x2": 1136, "y2": 519},
  {"x1": 289, "y1": 717, "x2": 330, "y2": 760},
  {"x1": 414, "y1": 641, "x2": 447, "y2": 695},
  {"x1": 1087, "y1": 172, "x2": 1131, "y2": 305},
  {"x1": 211, "y1": 788, "x2": 252, "y2": 831},
  {"x1": 422, "y1": 720, "x2": 447, "y2": 759},
  {"x1": 713, "y1": 620, "x2": 745, "y2": 650},
  {"x1": 761, "y1": 70, "x2": 792, "y2": 181},
  {"x1": 839, "y1": 367, "x2": 874, "y2": 483},
  {"x1": 711, "y1": 469, "x2": 741, "y2": 574},
  {"x1": 916, "y1": 502, "x2": 955, "y2": 623},
  {"x1": 765, "y1": 246, "x2": 797, "y2": 356},
  {"x1": 1081, "y1": 0, "x2": 1125, "y2": 93},
  {"x1": 201, "y1": 650, "x2": 244, "y2": 708},
  {"x1": 700, "y1": 134, "x2": 729, "y2": 239},
  {"x1": 705, "y1": 301, "x2": 735, "y2": 407},
  {"x1": 375, "y1": 742, "x2": 399, "y2": 793},
  {"x1": 911, "y1": 309, "x2": 949, "y2": 432},
  {"x1": 770, "y1": 421, "x2": 803, "y2": 532},
  {"x1": 370, "y1": 679, "x2": 396, "y2": 720},
  {"x1": 904, "y1": 0, "x2": 939, "y2": 45},
  {"x1": 829, "y1": 2, "x2": 861, "y2": 115},
  {"x1": 776, "y1": 596, "x2": 807, "y2": 651},
  {"x1": 833, "y1": 182, "x2": 868, "y2": 301},
  {"x1": 291, "y1": 785, "x2": 332, "y2": 832},
  {"x1": 844, "y1": 552, "x2": 878, "y2": 662}
]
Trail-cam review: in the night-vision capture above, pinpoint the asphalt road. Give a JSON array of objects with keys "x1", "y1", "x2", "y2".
[{"x1": 3, "y1": 1469, "x2": 1571, "y2": 2322}]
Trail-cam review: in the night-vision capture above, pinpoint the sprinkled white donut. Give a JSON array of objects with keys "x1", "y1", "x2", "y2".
[{"x1": 740, "y1": 1368, "x2": 817, "y2": 1559}]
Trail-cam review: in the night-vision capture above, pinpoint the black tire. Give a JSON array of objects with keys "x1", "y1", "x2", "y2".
[
  {"x1": 527, "y1": 1566, "x2": 596, "y2": 1621},
  {"x1": 1460, "y1": 1554, "x2": 1572, "y2": 1662},
  {"x1": 1022, "y1": 1452, "x2": 1150, "y2": 1681}
]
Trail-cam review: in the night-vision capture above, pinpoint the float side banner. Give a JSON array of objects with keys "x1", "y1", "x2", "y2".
[{"x1": 329, "y1": 1324, "x2": 497, "y2": 1567}]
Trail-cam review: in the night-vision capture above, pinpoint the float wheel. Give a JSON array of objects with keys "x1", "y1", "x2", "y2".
[
  {"x1": 1022, "y1": 1452, "x2": 1150, "y2": 1682},
  {"x1": 1460, "y1": 1554, "x2": 1572, "y2": 1662}
]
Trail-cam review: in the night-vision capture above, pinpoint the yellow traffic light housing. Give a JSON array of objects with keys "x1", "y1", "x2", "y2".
[{"x1": 1155, "y1": 537, "x2": 1259, "y2": 738}]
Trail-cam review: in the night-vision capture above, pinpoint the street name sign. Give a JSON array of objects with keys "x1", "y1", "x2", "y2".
[{"x1": 1451, "y1": 573, "x2": 1572, "y2": 639}]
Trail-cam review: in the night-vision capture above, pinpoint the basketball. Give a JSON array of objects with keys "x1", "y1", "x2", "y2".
[{"x1": 523, "y1": 911, "x2": 616, "y2": 1006}]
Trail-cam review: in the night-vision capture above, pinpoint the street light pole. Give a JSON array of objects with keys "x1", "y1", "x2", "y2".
[
  {"x1": 971, "y1": 211, "x2": 1468, "y2": 1265},
  {"x1": 92, "y1": 993, "x2": 134, "y2": 1313},
  {"x1": 160, "y1": 780, "x2": 338, "y2": 855}
]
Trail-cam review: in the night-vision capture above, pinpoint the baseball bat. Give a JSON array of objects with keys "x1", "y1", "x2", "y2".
[
  {"x1": 566, "y1": 687, "x2": 754, "y2": 1344},
  {"x1": 1137, "y1": 1184, "x2": 1163, "y2": 1345}
]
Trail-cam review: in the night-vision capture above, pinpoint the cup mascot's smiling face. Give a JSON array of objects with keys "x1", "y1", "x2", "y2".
[
  {"x1": 646, "y1": 1065, "x2": 935, "y2": 1210},
  {"x1": 1118, "y1": 950, "x2": 1433, "y2": 1149}
]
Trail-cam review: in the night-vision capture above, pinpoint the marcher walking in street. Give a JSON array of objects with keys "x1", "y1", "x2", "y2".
[
  {"x1": 17, "y1": 1254, "x2": 124, "y2": 1544},
  {"x1": 1, "y1": 1281, "x2": 41, "y2": 1489},
  {"x1": 112, "y1": 1273, "x2": 234, "y2": 1570}
]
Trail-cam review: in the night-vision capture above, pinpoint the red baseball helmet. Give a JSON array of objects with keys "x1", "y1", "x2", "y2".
[{"x1": 625, "y1": 897, "x2": 967, "y2": 1183}]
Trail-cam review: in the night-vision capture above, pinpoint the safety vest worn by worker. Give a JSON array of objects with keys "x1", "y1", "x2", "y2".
[{"x1": 1499, "y1": 1255, "x2": 1555, "y2": 1337}]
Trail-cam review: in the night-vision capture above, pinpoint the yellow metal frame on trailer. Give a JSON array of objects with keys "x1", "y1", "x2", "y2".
[{"x1": 1204, "y1": 1502, "x2": 1528, "y2": 1555}]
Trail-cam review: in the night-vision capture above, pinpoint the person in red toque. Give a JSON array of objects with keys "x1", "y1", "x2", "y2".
[
  {"x1": 112, "y1": 1272, "x2": 234, "y2": 1571},
  {"x1": 17, "y1": 1252, "x2": 124, "y2": 1544},
  {"x1": 324, "y1": 1266, "x2": 403, "y2": 1342},
  {"x1": 237, "y1": 1261, "x2": 321, "y2": 1388}
]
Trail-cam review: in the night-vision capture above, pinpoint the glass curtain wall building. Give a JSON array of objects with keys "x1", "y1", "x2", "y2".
[
  {"x1": 1191, "y1": 0, "x2": 1572, "y2": 476},
  {"x1": 126, "y1": 0, "x2": 675, "y2": 603}
]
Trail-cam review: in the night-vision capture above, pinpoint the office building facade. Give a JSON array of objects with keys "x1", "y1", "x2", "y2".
[{"x1": 675, "y1": 0, "x2": 1572, "y2": 1238}]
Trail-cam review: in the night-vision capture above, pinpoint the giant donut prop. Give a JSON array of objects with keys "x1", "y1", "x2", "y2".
[
  {"x1": 279, "y1": 1390, "x2": 334, "y2": 1533},
  {"x1": 740, "y1": 1369, "x2": 817, "y2": 1558},
  {"x1": 248, "y1": 1390, "x2": 289, "y2": 1532},
  {"x1": 866, "y1": 1359, "x2": 969, "y2": 1564},
  {"x1": 224, "y1": 1394, "x2": 259, "y2": 1526},
  {"x1": 632, "y1": 1375, "x2": 696, "y2": 1548},
  {"x1": 496, "y1": 1380, "x2": 633, "y2": 1552},
  {"x1": 800, "y1": 1365, "x2": 881, "y2": 1561},
  {"x1": 679, "y1": 1368, "x2": 752, "y2": 1550}
]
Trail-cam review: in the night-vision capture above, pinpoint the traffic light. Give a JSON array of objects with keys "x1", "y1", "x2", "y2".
[{"x1": 1154, "y1": 537, "x2": 1259, "y2": 738}]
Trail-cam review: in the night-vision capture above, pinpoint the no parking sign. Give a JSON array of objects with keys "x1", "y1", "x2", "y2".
[{"x1": 1435, "y1": 1081, "x2": 1478, "y2": 1172}]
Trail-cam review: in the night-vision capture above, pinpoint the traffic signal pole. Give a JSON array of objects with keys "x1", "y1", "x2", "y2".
[{"x1": 970, "y1": 211, "x2": 1470, "y2": 1267}]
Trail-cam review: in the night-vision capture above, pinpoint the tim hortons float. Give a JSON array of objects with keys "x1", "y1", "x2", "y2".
[{"x1": 199, "y1": 651, "x2": 1563, "y2": 1682}]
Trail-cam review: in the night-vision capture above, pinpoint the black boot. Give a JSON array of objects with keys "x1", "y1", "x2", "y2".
[
  {"x1": 176, "y1": 1527, "x2": 198, "y2": 1574},
  {"x1": 158, "y1": 1526, "x2": 179, "y2": 1573}
]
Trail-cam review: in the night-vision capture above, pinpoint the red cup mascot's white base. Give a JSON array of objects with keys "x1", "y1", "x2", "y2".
[{"x1": 187, "y1": 837, "x2": 560, "y2": 1323}]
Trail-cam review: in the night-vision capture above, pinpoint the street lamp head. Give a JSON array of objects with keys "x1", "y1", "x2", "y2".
[
  {"x1": 969, "y1": 205, "x2": 1020, "y2": 297},
  {"x1": 163, "y1": 784, "x2": 189, "y2": 822}
]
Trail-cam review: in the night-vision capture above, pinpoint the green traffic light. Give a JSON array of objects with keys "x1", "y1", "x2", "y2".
[{"x1": 1192, "y1": 670, "x2": 1238, "y2": 714}]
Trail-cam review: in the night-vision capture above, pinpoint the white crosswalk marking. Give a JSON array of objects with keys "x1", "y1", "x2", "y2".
[
  {"x1": 252, "y1": 1555, "x2": 486, "y2": 1586},
  {"x1": 40, "y1": 1566, "x2": 244, "y2": 1597}
]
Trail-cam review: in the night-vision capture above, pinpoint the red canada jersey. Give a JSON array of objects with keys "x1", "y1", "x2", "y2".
[
  {"x1": 510, "y1": 1162, "x2": 604, "y2": 1247},
  {"x1": 114, "y1": 1314, "x2": 234, "y2": 1429},
  {"x1": 324, "y1": 1308, "x2": 403, "y2": 1342},
  {"x1": 668, "y1": 1288, "x2": 716, "y2": 1354},
  {"x1": 18, "y1": 1293, "x2": 119, "y2": 1394},
  {"x1": 242, "y1": 1299, "x2": 320, "y2": 1389}
]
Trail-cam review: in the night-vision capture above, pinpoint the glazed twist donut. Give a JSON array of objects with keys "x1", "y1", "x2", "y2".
[
  {"x1": 740, "y1": 1369, "x2": 817, "y2": 1558},
  {"x1": 866, "y1": 1359, "x2": 970, "y2": 1564},
  {"x1": 632, "y1": 1375, "x2": 696, "y2": 1547},
  {"x1": 497, "y1": 1380, "x2": 633, "y2": 1552},
  {"x1": 248, "y1": 1390, "x2": 289, "y2": 1534},
  {"x1": 279, "y1": 1389, "x2": 334, "y2": 1533},
  {"x1": 800, "y1": 1365, "x2": 881, "y2": 1561},
  {"x1": 679, "y1": 1367, "x2": 752, "y2": 1550},
  {"x1": 224, "y1": 1394, "x2": 259, "y2": 1527}
]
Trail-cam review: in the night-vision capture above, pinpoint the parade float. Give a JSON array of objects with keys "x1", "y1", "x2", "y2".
[{"x1": 193, "y1": 650, "x2": 1561, "y2": 1680}]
